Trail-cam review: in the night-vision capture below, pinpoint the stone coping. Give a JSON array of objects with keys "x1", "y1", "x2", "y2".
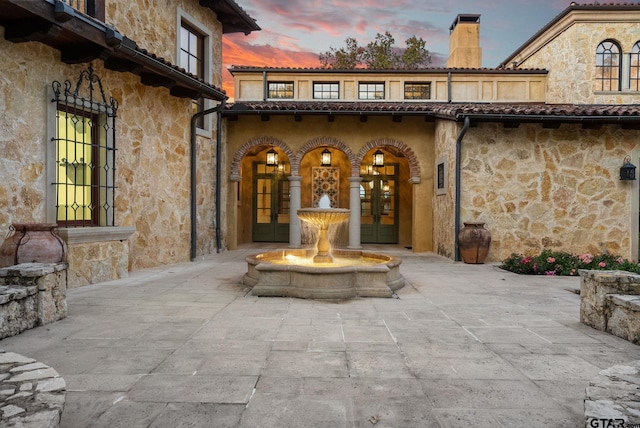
[
  {"x1": 0, "y1": 350, "x2": 65, "y2": 427},
  {"x1": 585, "y1": 360, "x2": 640, "y2": 426}
]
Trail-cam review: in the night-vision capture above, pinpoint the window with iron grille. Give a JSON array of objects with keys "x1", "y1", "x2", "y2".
[
  {"x1": 630, "y1": 42, "x2": 640, "y2": 91},
  {"x1": 404, "y1": 82, "x2": 431, "y2": 100},
  {"x1": 51, "y1": 66, "x2": 117, "y2": 227},
  {"x1": 268, "y1": 82, "x2": 294, "y2": 99},
  {"x1": 180, "y1": 22, "x2": 206, "y2": 128},
  {"x1": 313, "y1": 82, "x2": 339, "y2": 99},
  {"x1": 595, "y1": 40, "x2": 621, "y2": 91},
  {"x1": 358, "y1": 82, "x2": 385, "y2": 100}
]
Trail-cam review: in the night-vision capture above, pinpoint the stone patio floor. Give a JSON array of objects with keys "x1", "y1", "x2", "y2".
[{"x1": 1, "y1": 244, "x2": 638, "y2": 427}]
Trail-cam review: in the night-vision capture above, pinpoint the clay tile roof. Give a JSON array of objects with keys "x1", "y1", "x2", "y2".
[{"x1": 225, "y1": 101, "x2": 640, "y2": 122}]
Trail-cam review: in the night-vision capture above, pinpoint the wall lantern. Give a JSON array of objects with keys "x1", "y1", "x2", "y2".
[
  {"x1": 373, "y1": 149, "x2": 385, "y2": 169},
  {"x1": 320, "y1": 147, "x2": 332, "y2": 167},
  {"x1": 266, "y1": 147, "x2": 278, "y2": 169},
  {"x1": 620, "y1": 156, "x2": 637, "y2": 181}
]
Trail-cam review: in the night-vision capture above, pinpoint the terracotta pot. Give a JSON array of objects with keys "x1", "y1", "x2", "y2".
[
  {"x1": 0, "y1": 223, "x2": 67, "y2": 268},
  {"x1": 458, "y1": 222, "x2": 491, "y2": 264}
]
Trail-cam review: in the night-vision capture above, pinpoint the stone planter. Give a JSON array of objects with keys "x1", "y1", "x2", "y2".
[
  {"x1": 458, "y1": 222, "x2": 491, "y2": 264},
  {"x1": 0, "y1": 223, "x2": 67, "y2": 268}
]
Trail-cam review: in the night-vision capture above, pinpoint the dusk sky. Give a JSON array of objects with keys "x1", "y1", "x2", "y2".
[{"x1": 222, "y1": 0, "x2": 570, "y2": 97}]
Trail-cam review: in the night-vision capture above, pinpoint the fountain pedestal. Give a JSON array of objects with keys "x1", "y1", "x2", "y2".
[{"x1": 314, "y1": 225, "x2": 333, "y2": 263}]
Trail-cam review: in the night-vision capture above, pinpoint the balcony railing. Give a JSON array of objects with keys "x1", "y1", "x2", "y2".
[{"x1": 58, "y1": 0, "x2": 105, "y2": 21}]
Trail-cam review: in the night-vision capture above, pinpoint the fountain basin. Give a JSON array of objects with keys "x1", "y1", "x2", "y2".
[{"x1": 243, "y1": 249, "x2": 405, "y2": 299}]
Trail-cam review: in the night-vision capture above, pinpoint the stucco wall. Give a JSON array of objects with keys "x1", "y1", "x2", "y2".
[
  {"x1": 459, "y1": 122, "x2": 639, "y2": 261},
  {"x1": 0, "y1": 0, "x2": 223, "y2": 285},
  {"x1": 226, "y1": 115, "x2": 434, "y2": 250},
  {"x1": 519, "y1": 21, "x2": 640, "y2": 104}
]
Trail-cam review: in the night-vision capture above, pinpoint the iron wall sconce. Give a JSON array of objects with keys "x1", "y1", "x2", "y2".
[{"x1": 620, "y1": 156, "x2": 636, "y2": 181}]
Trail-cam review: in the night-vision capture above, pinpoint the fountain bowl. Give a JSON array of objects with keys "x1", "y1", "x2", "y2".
[{"x1": 243, "y1": 248, "x2": 405, "y2": 299}]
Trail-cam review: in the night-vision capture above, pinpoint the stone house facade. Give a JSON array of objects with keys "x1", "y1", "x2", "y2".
[
  {"x1": 0, "y1": 0, "x2": 258, "y2": 286},
  {"x1": 224, "y1": 3, "x2": 640, "y2": 262}
]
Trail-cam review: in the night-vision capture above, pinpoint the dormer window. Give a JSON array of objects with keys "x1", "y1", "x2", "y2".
[{"x1": 595, "y1": 40, "x2": 621, "y2": 91}]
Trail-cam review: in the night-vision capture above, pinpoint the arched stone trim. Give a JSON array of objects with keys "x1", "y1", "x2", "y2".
[
  {"x1": 230, "y1": 136, "x2": 294, "y2": 178},
  {"x1": 355, "y1": 138, "x2": 421, "y2": 180},
  {"x1": 294, "y1": 136, "x2": 356, "y2": 177}
]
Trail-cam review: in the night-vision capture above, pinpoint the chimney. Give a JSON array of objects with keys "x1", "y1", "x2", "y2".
[{"x1": 447, "y1": 14, "x2": 482, "y2": 68}]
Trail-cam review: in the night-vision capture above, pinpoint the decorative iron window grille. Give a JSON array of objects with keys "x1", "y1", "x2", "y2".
[
  {"x1": 52, "y1": 66, "x2": 118, "y2": 227},
  {"x1": 595, "y1": 40, "x2": 621, "y2": 91}
]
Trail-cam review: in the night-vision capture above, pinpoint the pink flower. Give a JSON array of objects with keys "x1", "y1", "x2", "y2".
[
  {"x1": 545, "y1": 271, "x2": 556, "y2": 276},
  {"x1": 570, "y1": 269, "x2": 576, "y2": 275},
  {"x1": 616, "y1": 257, "x2": 624, "y2": 264},
  {"x1": 521, "y1": 256, "x2": 532, "y2": 264},
  {"x1": 579, "y1": 253, "x2": 593, "y2": 263},
  {"x1": 598, "y1": 262, "x2": 606, "y2": 268},
  {"x1": 547, "y1": 257, "x2": 555, "y2": 263}
]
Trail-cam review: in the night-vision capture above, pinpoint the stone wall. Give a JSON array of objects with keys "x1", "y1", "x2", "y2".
[
  {"x1": 519, "y1": 20, "x2": 640, "y2": 104},
  {"x1": 580, "y1": 269, "x2": 640, "y2": 345},
  {"x1": 459, "y1": 122, "x2": 639, "y2": 262},
  {"x1": 432, "y1": 120, "x2": 459, "y2": 260},
  {"x1": 0, "y1": 0, "x2": 225, "y2": 285},
  {"x1": 0, "y1": 263, "x2": 67, "y2": 339}
]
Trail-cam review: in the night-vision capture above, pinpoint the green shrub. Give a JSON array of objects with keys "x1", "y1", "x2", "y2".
[{"x1": 500, "y1": 249, "x2": 640, "y2": 276}]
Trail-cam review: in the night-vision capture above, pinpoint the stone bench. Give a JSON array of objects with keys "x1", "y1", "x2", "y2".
[
  {"x1": 0, "y1": 350, "x2": 66, "y2": 427},
  {"x1": 579, "y1": 270, "x2": 640, "y2": 345},
  {"x1": 0, "y1": 263, "x2": 67, "y2": 340},
  {"x1": 584, "y1": 360, "x2": 640, "y2": 427}
]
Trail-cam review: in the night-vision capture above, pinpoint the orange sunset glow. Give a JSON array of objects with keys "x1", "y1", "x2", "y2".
[{"x1": 222, "y1": 34, "x2": 321, "y2": 99}]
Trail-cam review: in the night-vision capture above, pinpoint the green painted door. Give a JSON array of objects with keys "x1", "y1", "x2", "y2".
[
  {"x1": 252, "y1": 163, "x2": 290, "y2": 242},
  {"x1": 360, "y1": 164, "x2": 399, "y2": 244}
]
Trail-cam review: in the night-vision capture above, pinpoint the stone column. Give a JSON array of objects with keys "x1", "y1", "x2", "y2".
[
  {"x1": 228, "y1": 174, "x2": 241, "y2": 250},
  {"x1": 348, "y1": 176, "x2": 362, "y2": 249},
  {"x1": 289, "y1": 175, "x2": 302, "y2": 248}
]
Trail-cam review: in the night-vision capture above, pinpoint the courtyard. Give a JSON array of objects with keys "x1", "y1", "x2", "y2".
[{"x1": 1, "y1": 244, "x2": 638, "y2": 427}]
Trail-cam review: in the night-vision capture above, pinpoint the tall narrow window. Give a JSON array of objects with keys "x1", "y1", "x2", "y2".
[
  {"x1": 595, "y1": 40, "x2": 621, "y2": 91},
  {"x1": 630, "y1": 42, "x2": 640, "y2": 92},
  {"x1": 52, "y1": 66, "x2": 117, "y2": 227},
  {"x1": 180, "y1": 22, "x2": 205, "y2": 128}
]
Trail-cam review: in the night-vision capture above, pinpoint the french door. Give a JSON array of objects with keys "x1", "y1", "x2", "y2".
[
  {"x1": 360, "y1": 164, "x2": 398, "y2": 244},
  {"x1": 252, "y1": 163, "x2": 290, "y2": 242}
]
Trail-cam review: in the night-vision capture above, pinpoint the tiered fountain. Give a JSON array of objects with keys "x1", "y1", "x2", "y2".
[{"x1": 244, "y1": 195, "x2": 404, "y2": 299}]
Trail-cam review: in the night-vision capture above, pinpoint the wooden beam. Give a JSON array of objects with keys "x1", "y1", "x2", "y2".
[
  {"x1": 503, "y1": 122, "x2": 520, "y2": 129},
  {"x1": 360, "y1": 115, "x2": 368, "y2": 123},
  {"x1": 170, "y1": 86, "x2": 200, "y2": 99},
  {"x1": 4, "y1": 18, "x2": 61, "y2": 43},
  {"x1": 61, "y1": 43, "x2": 108, "y2": 64},
  {"x1": 392, "y1": 115, "x2": 402, "y2": 123},
  {"x1": 294, "y1": 114, "x2": 302, "y2": 122},
  {"x1": 582, "y1": 122, "x2": 602, "y2": 130},
  {"x1": 140, "y1": 72, "x2": 175, "y2": 88},
  {"x1": 103, "y1": 56, "x2": 142, "y2": 73}
]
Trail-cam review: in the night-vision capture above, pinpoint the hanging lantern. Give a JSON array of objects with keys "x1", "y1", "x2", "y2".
[
  {"x1": 373, "y1": 149, "x2": 385, "y2": 169},
  {"x1": 266, "y1": 147, "x2": 278, "y2": 168},
  {"x1": 620, "y1": 156, "x2": 636, "y2": 181},
  {"x1": 320, "y1": 147, "x2": 332, "y2": 167}
]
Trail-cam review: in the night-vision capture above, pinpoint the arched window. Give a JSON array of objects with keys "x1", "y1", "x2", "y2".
[
  {"x1": 595, "y1": 40, "x2": 621, "y2": 91},
  {"x1": 631, "y1": 42, "x2": 640, "y2": 91}
]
